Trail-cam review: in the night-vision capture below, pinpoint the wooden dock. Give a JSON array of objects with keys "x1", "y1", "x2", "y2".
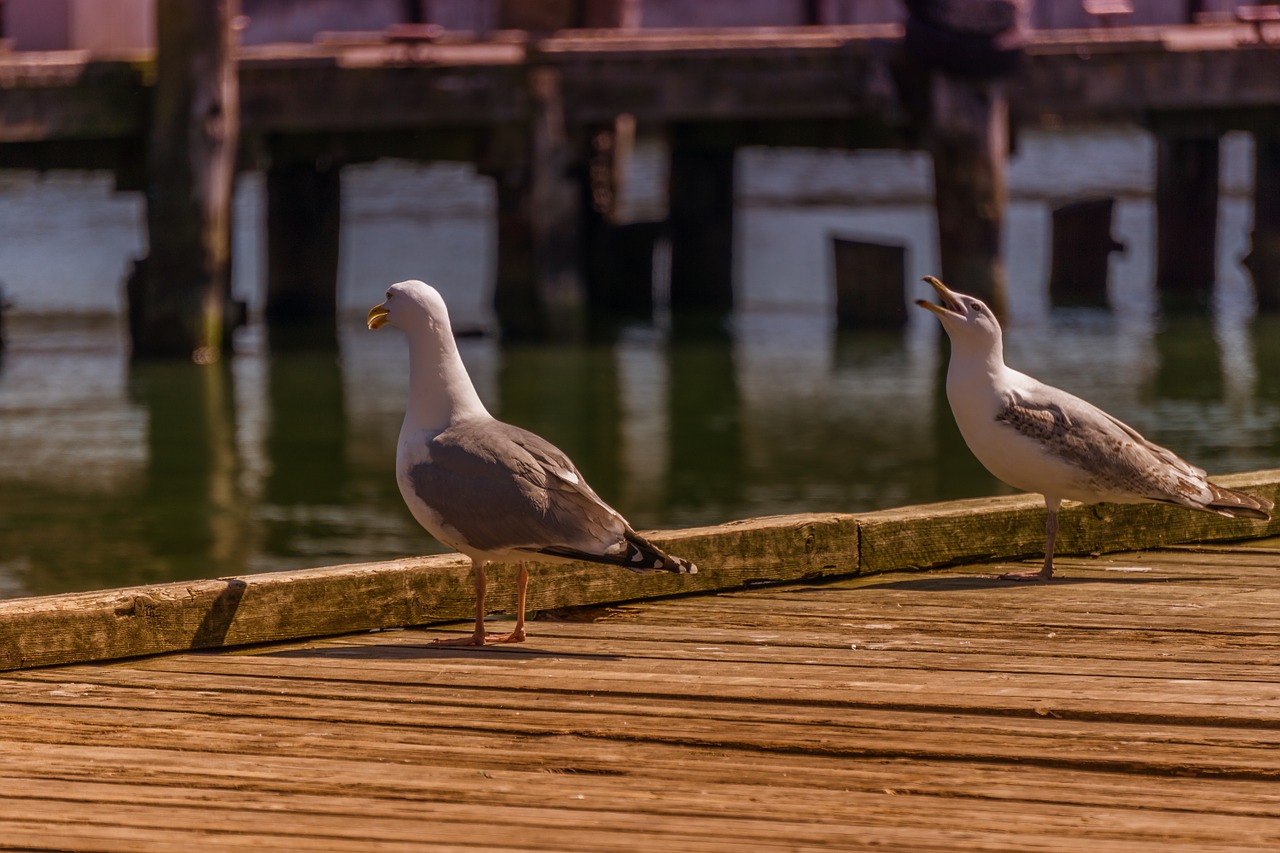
[
  {"x1": 3, "y1": 543, "x2": 1280, "y2": 850},
  {"x1": 2, "y1": 473, "x2": 1280, "y2": 849}
]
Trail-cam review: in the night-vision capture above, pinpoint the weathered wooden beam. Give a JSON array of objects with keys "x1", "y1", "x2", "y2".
[
  {"x1": 1012, "y1": 26, "x2": 1280, "y2": 124},
  {"x1": 236, "y1": 44, "x2": 530, "y2": 133},
  {"x1": 2, "y1": 470, "x2": 1277, "y2": 672},
  {"x1": 0, "y1": 56, "x2": 147, "y2": 144},
  {"x1": 9, "y1": 28, "x2": 1280, "y2": 148},
  {"x1": 1155, "y1": 131, "x2": 1219, "y2": 313},
  {"x1": 126, "y1": 0, "x2": 239, "y2": 361}
]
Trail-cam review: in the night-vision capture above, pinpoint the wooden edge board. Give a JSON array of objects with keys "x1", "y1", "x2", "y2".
[{"x1": 2, "y1": 469, "x2": 1278, "y2": 671}]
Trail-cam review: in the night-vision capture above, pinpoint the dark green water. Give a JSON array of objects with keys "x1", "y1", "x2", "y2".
[{"x1": 1, "y1": 305, "x2": 1277, "y2": 599}]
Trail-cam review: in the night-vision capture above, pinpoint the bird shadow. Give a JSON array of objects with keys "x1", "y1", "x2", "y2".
[{"x1": 261, "y1": 637, "x2": 623, "y2": 662}]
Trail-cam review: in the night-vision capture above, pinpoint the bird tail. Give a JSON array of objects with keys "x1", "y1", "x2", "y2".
[
  {"x1": 1204, "y1": 484, "x2": 1273, "y2": 521},
  {"x1": 536, "y1": 531, "x2": 698, "y2": 575},
  {"x1": 623, "y1": 531, "x2": 698, "y2": 575}
]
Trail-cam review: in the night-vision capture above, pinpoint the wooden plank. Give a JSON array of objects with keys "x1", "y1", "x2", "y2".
[
  {"x1": 0, "y1": 766, "x2": 1277, "y2": 853},
  {"x1": 4, "y1": 676, "x2": 1279, "y2": 779},
  {"x1": 1, "y1": 738, "x2": 1278, "y2": 820},
  {"x1": 0, "y1": 708, "x2": 1277, "y2": 853}
]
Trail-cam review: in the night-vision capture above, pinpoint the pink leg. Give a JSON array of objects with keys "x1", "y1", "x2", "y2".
[
  {"x1": 431, "y1": 560, "x2": 528, "y2": 646},
  {"x1": 489, "y1": 562, "x2": 528, "y2": 644},
  {"x1": 1000, "y1": 500, "x2": 1059, "y2": 581}
]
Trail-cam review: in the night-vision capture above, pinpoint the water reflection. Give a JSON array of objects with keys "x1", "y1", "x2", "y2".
[
  {"x1": 262, "y1": 349, "x2": 349, "y2": 556},
  {"x1": 129, "y1": 361, "x2": 249, "y2": 578},
  {"x1": 0, "y1": 301, "x2": 1277, "y2": 598},
  {"x1": 1154, "y1": 318, "x2": 1222, "y2": 402},
  {"x1": 1, "y1": 128, "x2": 1277, "y2": 598},
  {"x1": 667, "y1": 337, "x2": 743, "y2": 521}
]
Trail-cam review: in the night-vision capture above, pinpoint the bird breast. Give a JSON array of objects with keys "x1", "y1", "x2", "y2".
[{"x1": 946, "y1": 368, "x2": 1086, "y2": 499}]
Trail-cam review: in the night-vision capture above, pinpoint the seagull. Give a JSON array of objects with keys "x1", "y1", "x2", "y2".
[
  {"x1": 368, "y1": 280, "x2": 697, "y2": 645},
  {"x1": 917, "y1": 275, "x2": 1272, "y2": 581}
]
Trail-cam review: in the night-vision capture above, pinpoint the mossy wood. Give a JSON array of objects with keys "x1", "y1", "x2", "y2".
[{"x1": 2, "y1": 470, "x2": 1277, "y2": 671}]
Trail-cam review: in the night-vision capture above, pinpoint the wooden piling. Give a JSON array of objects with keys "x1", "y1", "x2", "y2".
[
  {"x1": 928, "y1": 74, "x2": 1009, "y2": 318},
  {"x1": 127, "y1": 0, "x2": 239, "y2": 361},
  {"x1": 491, "y1": 67, "x2": 587, "y2": 341},
  {"x1": 265, "y1": 152, "x2": 342, "y2": 348},
  {"x1": 831, "y1": 237, "x2": 908, "y2": 328},
  {"x1": 1048, "y1": 197, "x2": 1124, "y2": 308},
  {"x1": 587, "y1": 221, "x2": 660, "y2": 322},
  {"x1": 1155, "y1": 132, "x2": 1219, "y2": 313},
  {"x1": 583, "y1": 117, "x2": 653, "y2": 322},
  {"x1": 667, "y1": 126, "x2": 735, "y2": 329},
  {"x1": 1245, "y1": 131, "x2": 1280, "y2": 312}
]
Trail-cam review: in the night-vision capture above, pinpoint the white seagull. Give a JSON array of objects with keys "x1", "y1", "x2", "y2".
[
  {"x1": 917, "y1": 275, "x2": 1272, "y2": 581},
  {"x1": 368, "y1": 280, "x2": 697, "y2": 645}
]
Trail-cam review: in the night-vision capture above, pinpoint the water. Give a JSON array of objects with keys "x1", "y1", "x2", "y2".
[{"x1": 1, "y1": 128, "x2": 1276, "y2": 599}]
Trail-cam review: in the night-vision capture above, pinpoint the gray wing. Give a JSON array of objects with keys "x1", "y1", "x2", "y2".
[
  {"x1": 997, "y1": 381, "x2": 1211, "y2": 505},
  {"x1": 408, "y1": 419, "x2": 629, "y2": 555}
]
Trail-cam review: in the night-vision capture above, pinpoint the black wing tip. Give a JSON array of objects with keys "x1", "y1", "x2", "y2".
[
  {"x1": 667, "y1": 555, "x2": 699, "y2": 575},
  {"x1": 534, "y1": 542, "x2": 699, "y2": 575},
  {"x1": 625, "y1": 533, "x2": 698, "y2": 575}
]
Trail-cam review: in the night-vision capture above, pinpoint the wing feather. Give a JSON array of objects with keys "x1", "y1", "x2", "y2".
[
  {"x1": 996, "y1": 383, "x2": 1211, "y2": 506},
  {"x1": 407, "y1": 419, "x2": 629, "y2": 556}
]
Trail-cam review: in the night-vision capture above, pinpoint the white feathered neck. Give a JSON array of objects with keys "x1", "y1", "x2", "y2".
[{"x1": 393, "y1": 283, "x2": 490, "y2": 433}]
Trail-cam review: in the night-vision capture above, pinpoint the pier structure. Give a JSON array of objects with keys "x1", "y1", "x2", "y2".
[{"x1": 3, "y1": 17, "x2": 1280, "y2": 353}]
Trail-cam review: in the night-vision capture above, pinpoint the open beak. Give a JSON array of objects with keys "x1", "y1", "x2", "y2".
[
  {"x1": 367, "y1": 302, "x2": 389, "y2": 330},
  {"x1": 915, "y1": 275, "x2": 964, "y2": 318}
]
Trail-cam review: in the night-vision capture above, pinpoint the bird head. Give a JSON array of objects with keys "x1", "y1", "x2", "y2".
[
  {"x1": 367, "y1": 279, "x2": 453, "y2": 337},
  {"x1": 915, "y1": 276, "x2": 1004, "y2": 355}
]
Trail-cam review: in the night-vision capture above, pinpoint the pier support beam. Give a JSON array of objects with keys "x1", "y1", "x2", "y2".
[
  {"x1": 1049, "y1": 198, "x2": 1124, "y2": 308},
  {"x1": 265, "y1": 152, "x2": 342, "y2": 348},
  {"x1": 127, "y1": 0, "x2": 239, "y2": 361},
  {"x1": 1155, "y1": 132, "x2": 1219, "y2": 313},
  {"x1": 667, "y1": 126, "x2": 735, "y2": 331},
  {"x1": 832, "y1": 237, "x2": 908, "y2": 328},
  {"x1": 491, "y1": 68, "x2": 586, "y2": 341},
  {"x1": 584, "y1": 117, "x2": 654, "y2": 324},
  {"x1": 928, "y1": 74, "x2": 1008, "y2": 318},
  {"x1": 1246, "y1": 131, "x2": 1280, "y2": 312}
]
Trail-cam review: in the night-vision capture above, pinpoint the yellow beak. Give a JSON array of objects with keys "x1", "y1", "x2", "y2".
[
  {"x1": 915, "y1": 275, "x2": 962, "y2": 317},
  {"x1": 367, "y1": 302, "x2": 390, "y2": 330}
]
